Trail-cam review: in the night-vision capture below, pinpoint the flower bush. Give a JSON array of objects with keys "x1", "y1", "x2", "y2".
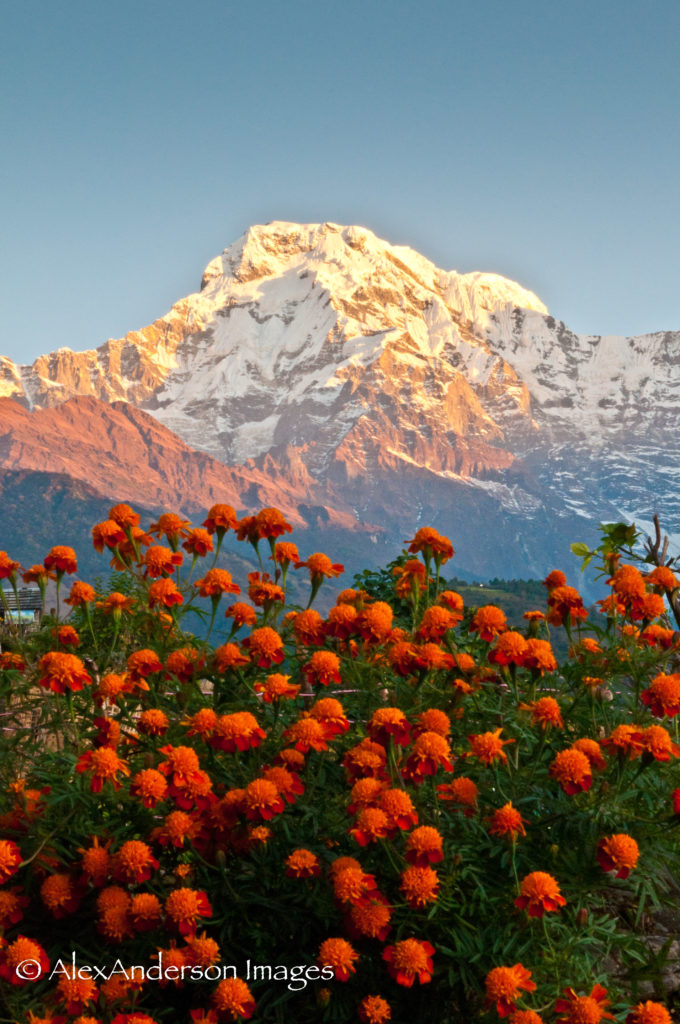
[{"x1": 0, "y1": 507, "x2": 679, "y2": 1022}]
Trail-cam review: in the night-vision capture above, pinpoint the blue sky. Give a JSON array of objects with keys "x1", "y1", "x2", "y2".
[{"x1": 2, "y1": 0, "x2": 679, "y2": 364}]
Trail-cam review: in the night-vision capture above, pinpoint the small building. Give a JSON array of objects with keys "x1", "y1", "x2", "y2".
[{"x1": 0, "y1": 588, "x2": 43, "y2": 630}]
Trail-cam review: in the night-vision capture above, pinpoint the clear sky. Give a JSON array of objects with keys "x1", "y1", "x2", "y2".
[{"x1": 2, "y1": 0, "x2": 679, "y2": 364}]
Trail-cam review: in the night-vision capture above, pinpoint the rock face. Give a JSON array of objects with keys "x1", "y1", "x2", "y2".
[{"x1": 2, "y1": 221, "x2": 679, "y2": 582}]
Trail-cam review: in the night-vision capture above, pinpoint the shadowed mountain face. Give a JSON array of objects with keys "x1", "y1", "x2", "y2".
[{"x1": 1, "y1": 222, "x2": 678, "y2": 585}]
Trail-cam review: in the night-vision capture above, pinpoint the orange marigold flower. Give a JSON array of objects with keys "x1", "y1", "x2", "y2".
[
  {"x1": 182, "y1": 528, "x2": 214, "y2": 557},
  {"x1": 114, "y1": 840, "x2": 158, "y2": 884},
  {"x1": 0, "y1": 652, "x2": 25, "y2": 672},
  {"x1": 358, "y1": 994, "x2": 392, "y2": 1023},
  {"x1": 130, "y1": 768, "x2": 168, "y2": 808},
  {"x1": 387, "y1": 639, "x2": 422, "y2": 676},
  {"x1": 350, "y1": 806, "x2": 391, "y2": 846},
  {"x1": 0, "y1": 839, "x2": 22, "y2": 882},
  {"x1": 417, "y1": 642, "x2": 456, "y2": 671},
  {"x1": 55, "y1": 972, "x2": 99, "y2": 1013},
  {"x1": 325, "y1": 603, "x2": 359, "y2": 639},
  {"x1": 550, "y1": 748, "x2": 592, "y2": 794},
  {"x1": 247, "y1": 571, "x2": 284, "y2": 607},
  {"x1": 283, "y1": 716, "x2": 329, "y2": 754},
  {"x1": 489, "y1": 631, "x2": 528, "y2": 666},
  {"x1": 357, "y1": 601, "x2": 394, "y2": 644},
  {"x1": 254, "y1": 506, "x2": 293, "y2": 539},
  {"x1": 439, "y1": 589, "x2": 464, "y2": 615},
  {"x1": 640, "y1": 592, "x2": 666, "y2": 620},
  {"x1": 165, "y1": 647, "x2": 205, "y2": 684},
  {"x1": 379, "y1": 788, "x2": 418, "y2": 832},
  {"x1": 626, "y1": 1001, "x2": 673, "y2": 1024},
  {"x1": 519, "y1": 696, "x2": 564, "y2": 730},
  {"x1": 400, "y1": 865, "x2": 440, "y2": 908},
  {"x1": 343, "y1": 738, "x2": 388, "y2": 780},
  {"x1": 403, "y1": 731, "x2": 454, "y2": 781},
  {"x1": 137, "y1": 709, "x2": 169, "y2": 736},
  {"x1": 272, "y1": 540, "x2": 300, "y2": 566},
  {"x1": 254, "y1": 673, "x2": 300, "y2": 703},
  {"x1": 405, "y1": 826, "x2": 443, "y2": 866},
  {"x1": 79, "y1": 837, "x2": 111, "y2": 887},
  {"x1": 211, "y1": 976, "x2": 256, "y2": 1020},
  {"x1": 524, "y1": 638, "x2": 557, "y2": 673},
  {"x1": 639, "y1": 624, "x2": 677, "y2": 649},
  {"x1": 65, "y1": 580, "x2": 96, "y2": 606},
  {"x1": 38, "y1": 651, "x2": 92, "y2": 694},
  {"x1": 242, "y1": 778, "x2": 285, "y2": 821},
  {"x1": 55, "y1": 624, "x2": 80, "y2": 648},
  {"x1": 210, "y1": 711, "x2": 266, "y2": 752},
  {"x1": 383, "y1": 937, "x2": 435, "y2": 987},
  {"x1": 488, "y1": 802, "x2": 528, "y2": 840},
  {"x1": 436, "y1": 775, "x2": 479, "y2": 814},
  {"x1": 523, "y1": 610, "x2": 546, "y2": 622},
  {"x1": 225, "y1": 602, "x2": 257, "y2": 628},
  {"x1": 348, "y1": 777, "x2": 387, "y2": 812},
  {"x1": 515, "y1": 871, "x2": 566, "y2": 917},
  {"x1": 291, "y1": 608, "x2": 325, "y2": 645},
  {"x1": 194, "y1": 568, "x2": 240, "y2": 598},
  {"x1": 601, "y1": 723, "x2": 644, "y2": 759},
  {"x1": 393, "y1": 558, "x2": 429, "y2": 599},
  {"x1": 467, "y1": 728, "x2": 514, "y2": 765},
  {"x1": 303, "y1": 650, "x2": 342, "y2": 686},
  {"x1": 203, "y1": 503, "x2": 238, "y2": 535},
  {"x1": 332, "y1": 865, "x2": 379, "y2": 906},
  {"x1": 97, "y1": 591, "x2": 134, "y2": 616},
  {"x1": 485, "y1": 963, "x2": 536, "y2": 1017},
  {"x1": 597, "y1": 833, "x2": 639, "y2": 879},
  {"x1": 213, "y1": 642, "x2": 250, "y2": 671},
  {"x1": 571, "y1": 738, "x2": 607, "y2": 770},
  {"x1": 297, "y1": 552, "x2": 344, "y2": 582},
  {"x1": 547, "y1": 585, "x2": 589, "y2": 626},
  {"x1": 130, "y1": 892, "x2": 162, "y2": 932},
  {"x1": 348, "y1": 894, "x2": 392, "y2": 940},
  {"x1": 543, "y1": 569, "x2": 567, "y2": 591},
  {"x1": 41, "y1": 873, "x2": 82, "y2": 917},
  {"x1": 241, "y1": 626, "x2": 284, "y2": 668},
  {"x1": 42, "y1": 544, "x2": 77, "y2": 574},
  {"x1": 555, "y1": 984, "x2": 615, "y2": 1024},
  {"x1": 641, "y1": 673, "x2": 680, "y2": 718},
  {"x1": 368, "y1": 707, "x2": 411, "y2": 746},
  {"x1": 318, "y1": 937, "x2": 358, "y2": 981},
  {"x1": 148, "y1": 513, "x2": 191, "y2": 545},
  {"x1": 183, "y1": 708, "x2": 218, "y2": 740},
  {"x1": 406, "y1": 526, "x2": 454, "y2": 564},
  {"x1": 285, "y1": 849, "x2": 321, "y2": 878},
  {"x1": 92, "y1": 520, "x2": 127, "y2": 553},
  {"x1": 508, "y1": 1012, "x2": 545, "y2": 1024},
  {"x1": 414, "y1": 708, "x2": 450, "y2": 737},
  {"x1": 165, "y1": 887, "x2": 212, "y2": 936},
  {"x1": 0, "y1": 935, "x2": 50, "y2": 986},
  {"x1": 0, "y1": 551, "x2": 21, "y2": 580},
  {"x1": 309, "y1": 697, "x2": 349, "y2": 737},
  {"x1": 0, "y1": 886, "x2": 29, "y2": 928},
  {"x1": 148, "y1": 578, "x2": 183, "y2": 608},
  {"x1": 646, "y1": 566, "x2": 678, "y2": 590},
  {"x1": 76, "y1": 747, "x2": 130, "y2": 793},
  {"x1": 637, "y1": 724, "x2": 680, "y2": 761},
  {"x1": 470, "y1": 605, "x2": 507, "y2": 641},
  {"x1": 108, "y1": 502, "x2": 140, "y2": 528},
  {"x1": 143, "y1": 544, "x2": 184, "y2": 578},
  {"x1": 155, "y1": 809, "x2": 198, "y2": 848},
  {"x1": 417, "y1": 605, "x2": 459, "y2": 641}
]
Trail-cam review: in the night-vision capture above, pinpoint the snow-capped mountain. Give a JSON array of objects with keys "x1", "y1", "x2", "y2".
[{"x1": 2, "y1": 221, "x2": 678, "y2": 581}]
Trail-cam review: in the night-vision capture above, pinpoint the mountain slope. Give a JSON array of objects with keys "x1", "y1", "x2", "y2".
[{"x1": 1, "y1": 221, "x2": 678, "y2": 581}]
